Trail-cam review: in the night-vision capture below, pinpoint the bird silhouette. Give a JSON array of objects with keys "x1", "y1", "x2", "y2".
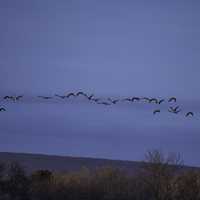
[
  {"x1": 76, "y1": 91, "x2": 87, "y2": 97},
  {"x1": 131, "y1": 97, "x2": 140, "y2": 102},
  {"x1": 97, "y1": 102, "x2": 111, "y2": 106},
  {"x1": 122, "y1": 98, "x2": 132, "y2": 102},
  {"x1": 15, "y1": 95, "x2": 23, "y2": 100},
  {"x1": 91, "y1": 98, "x2": 101, "y2": 102},
  {"x1": 168, "y1": 97, "x2": 177, "y2": 103},
  {"x1": 76, "y1": 92, "x2": 94, "y2": 100},
  {"x1": 141, "y1": 97, "x2": 150, "y2": 103},
  {"x1": 149, "y1": 98, "x2": 158, "y2": 104},
  {"x1": 66, "y1": 93, "x2": 76, "y2": 98},
  {"x1": 153, "y1": 109, "x2": 160, "y2": 115},
  {"x1": 108, "y1": 98, "x2": 119, "y2": 104},
  {"x1": 3, "y1": 95, "x2": 23, "y2": 101},
  {"x1": 185, "y1": 112, "x2": 194, "y2": 117},
  {"x1": 0, "y1": 107, "x2": 6, "y2": 112},
  {"x1": 3, "y1": 96, "x2": 11, "y2": 100},
  {"x1": 169, "y1": 106, "x2": 180, "y2": 112},
  {"x1": 55, "y1": 94, "x2": 67, "y2": 99},
  {"x1": 158, "y1": 99, "x2": 165, "y2": 104},
  {"x1": 168, "y1": 106, "x2": 181, "y2": 114},
  {"x1": 37, "y1": 96, "x2": 52, "y2": 99},
  {"x1": 87, "y1": 94, "x2": 94, "y2": 100}
]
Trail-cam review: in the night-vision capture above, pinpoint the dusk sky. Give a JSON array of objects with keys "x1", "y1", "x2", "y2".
[{"x1": 0, "y1": 1, "x2": 200, "y2": 166}]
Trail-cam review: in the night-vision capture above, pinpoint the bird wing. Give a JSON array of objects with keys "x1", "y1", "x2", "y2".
[
  {"x1": 67, "y1": 93, "x2": 75, "y2": 97},
  {"x1": 174, "y1": 106, "x2": 179, "y2": 111},
  {"x1": 76, "y1": 92, "x2": 86, "y2": 96},
  {"x1": 159, "y1": 99, "x2": 164, "y2": 104},
  {"x1": 123, "y1": 98, "x2": 131, "y2": 101},
  {"x1": 186, "y1": 112, "x2": 193, "y2": 116},
  {"x1": 169, "y1": 97, "x2": 176, "y2": 102},
  {"x1": 169, "y1": 106, "x2": 174, "y2": 111}
]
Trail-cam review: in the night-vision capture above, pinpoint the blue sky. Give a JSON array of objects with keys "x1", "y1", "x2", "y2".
[
  {"x1": 0, "y1": 1, "x2": 200, "y2": 166},
  {"x1": 1, "y1": 0, "x2": 200, "y2": 97}
]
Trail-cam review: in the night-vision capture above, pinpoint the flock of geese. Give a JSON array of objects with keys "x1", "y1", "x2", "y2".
[{"x1": 0, "y1": 92, "x2": 194, "y2": 117}]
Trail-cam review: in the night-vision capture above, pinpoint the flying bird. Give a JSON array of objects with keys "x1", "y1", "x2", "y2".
[
  {"x1": 97, "y1": 102, "x2": 111, "y2": 106},
  {"x1": 141, "y1": 97, "x2": 150, "y2": 103},
  {"x1": 76, "y1": 92, "x2": 94, "y2": 100},
  {"x1": 87, "y1": 94, "x2": 94, "y2": 100},
  {"x1": 76, "y1": 91, "x2": 87, "y2": 97},
  {"x1": 108, "y1": 98, "x2": 119, "y2": 104},
  {"x1": 91, "y1": 98, "x2": 101, "y2": 103},
  {"x1": 149, "y1": 98, "x2": 158, "y2": 104},
  {"x1": 153, "y1": 109, "x2": 160, "y2": 115},
  {"x1": 37, "y1": 96, "x2": 53, "y2": 99},
  {"x1": 122, "y1": 98, "x2": 132, "y2": 102},
  {"x1": 168, "y1": 97, "x2": 177, "y2": 103},
  {"x1": 158, "y1": 99, "x2": 165, "y2": 104},
  {"x1": 55, "y1": 94, "x2": 67, "y2": 99},
  {"x1": 3, "y1": 96, "x2": 11, "y2": 100},
  {"x1": 170, "y1": 106, "x2": 179, "y2": 111},
  {"x1": 131, "y1": 97, "x2": 140, "y2": 102},
  {"x1": 168, "y1": 106, "x2": 181, "y2": 114},
  {"x1": 0, "y1": 107, "x2": 6, "y2": 112},
  {"x1": 3, "y1": 95, "x2": 23, "y2": 101},
  {"x1": 66, "y1": 93, "x2": 76, "y2": 98},
  {"x1": 185, "y1": 112, "x2": 194, "y2": 117},
  {"x1": 15, "y1": 95, "x2": 23, "y2": 100}
]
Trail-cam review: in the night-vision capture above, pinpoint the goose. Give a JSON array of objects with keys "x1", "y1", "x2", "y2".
[
  {"x1": 153, "y1": 109, "x2": 160, "y2": 115},
  {"x1": 168, "y1": 107, "x2": 181, "y2": 114},
  {"x1": 131, "y1": 97, "x2": 140, "y2": 102},
  {"x1": 122, "y1": 98, "x2": 132, "y2": 102},
  {"x1": 87, "y1": 94, "x2": 94, "y2": 100},
  {"x1": 3, "y1": 95, "x2": 23, "y2": 101},
  {"x1": 149, "y1": 98, "x2": 158, "y2": 104},
  {"x1": 0, "y1": 107, "x2": 6, "y2": 112},
  {"x1": 97, "y1": 102, "x2": 111, "y2": 106},
  {"x1": 168, "y1": 97, "x2": 177, "y2": 103},
  {"x1": 4, "y1": 96, "x2": 11, "y2": 100},
  {"x1": 141, "y1": 97, "x2": 150, "y2": 102},
  {"x1": 169, "y1": 106, "x2": 180, "y2": 112},
  {"x1": 158, "y1": 99, "x2": 165, "y2": 104},
  {"x1": 37, "y1": 96, "x2": 52, "y2": 99},
  {"x1": 108, "y1": 98, "x2": 119, "y2": 104},
  {"x1": 171, "y1": 106, "x2": 179, "y2": 110},
  {"x1": 76, "y1": 91, "x2": 87, "y2": 97},
  {"x1": 66, "y1": 93, "x2": 76, "y2": 98},
  {"x1": 15, "y1": 95, "x2": 23, "y2": 100},
  {"x1": 91, "y1": 98, "x2": 101, "y2": 102},
  {"x1": 55, "y1": 94, "x2": 67, "y2": 99},
  {"x1": 76, "y1": 92, "x2": 94, "y2": 100},
  {"x1": 185, "y1": 112, "x2": 194, "y2": 117}
]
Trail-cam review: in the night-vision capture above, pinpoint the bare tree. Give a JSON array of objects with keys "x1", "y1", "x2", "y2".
[{"x1": 138, "y1": 149, "x2": 183, "y2": 200}]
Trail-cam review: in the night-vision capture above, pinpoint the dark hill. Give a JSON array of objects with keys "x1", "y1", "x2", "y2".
[{"x1": 0, "y1": 152, "x2": 143, "y2": 174}]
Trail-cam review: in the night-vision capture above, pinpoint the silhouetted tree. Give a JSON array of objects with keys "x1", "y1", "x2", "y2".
[
  {"x1": 172, "y1": 169, "x2": 200, "y2": 200},
  {"x1": 30, "y1": 170, "x2": 53, "y2": 200},
  {"x1": 5, "y1": 162, "x2": 30, "y2": 200},
  {"x1": 137, "y1": 149, "x2": 183, "y2": 200}
]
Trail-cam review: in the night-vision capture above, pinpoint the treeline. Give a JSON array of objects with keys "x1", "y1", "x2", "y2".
[{"x1": 0, "y1": 150, "x2": 200, "y2": 200}]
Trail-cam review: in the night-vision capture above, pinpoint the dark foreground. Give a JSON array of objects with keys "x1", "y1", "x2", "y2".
[{"x1": 0, "y1": 150, "x2": 199, "y2": 200}]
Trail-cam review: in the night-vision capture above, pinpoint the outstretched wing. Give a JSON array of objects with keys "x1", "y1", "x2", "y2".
[
  {"x1": 168, "y1": 97, "x2": 176, "y2": 102},
  {"x1": 153, "y1": 109, "x2": 160, "y2": 114},
  {"x1": 158, "y1": 99, "x2": 165, "y2": 104},
  {"x1": 67, "y1": 93, "x2": 75, "y2": 98},
  {"x1": 186, "y1": 112, "x2": 194, "y2": 117}
]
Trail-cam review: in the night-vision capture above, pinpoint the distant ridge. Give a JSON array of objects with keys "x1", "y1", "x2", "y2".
[{"x1": 0, "y1": 152, "x2": 143, "y2": 174}]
